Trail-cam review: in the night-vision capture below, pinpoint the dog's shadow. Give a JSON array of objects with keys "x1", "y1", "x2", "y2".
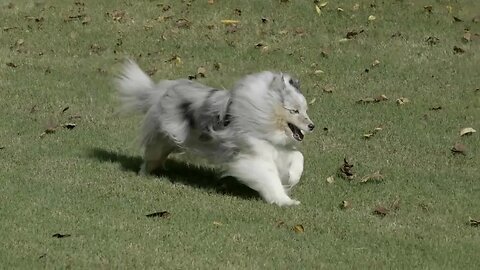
[{"x1": 89, "y1": 148, "x2": 257, "y2": 200}]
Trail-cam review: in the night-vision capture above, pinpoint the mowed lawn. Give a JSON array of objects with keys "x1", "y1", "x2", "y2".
[{"x1": 1, "y1": 0, "x2": 480, "y2": 268}]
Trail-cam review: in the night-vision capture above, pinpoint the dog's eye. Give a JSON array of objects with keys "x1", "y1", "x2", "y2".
[
  {"x1": 288, "y1": 79, "x2": 294, "y2": 85},
  {"x1": 289, "y1": 109, "x2": 299, "y2": 114}
]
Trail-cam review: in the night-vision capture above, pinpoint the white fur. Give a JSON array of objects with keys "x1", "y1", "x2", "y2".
[{"x1": 115, "y1": 60, "x2": 314, "y2": 206}]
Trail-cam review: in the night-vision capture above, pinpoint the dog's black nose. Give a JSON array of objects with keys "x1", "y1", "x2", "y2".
[{"x1": 308, "y1": 123, "x2": 315, "y2": 131}]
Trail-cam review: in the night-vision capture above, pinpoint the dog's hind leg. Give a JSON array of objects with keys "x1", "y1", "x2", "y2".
[
  {"x1": 139, "y1": 138, "x2": 176, "y2": 175},
  {"x1": 228, "y1": 155, "x2": 300, "y2": 206}
]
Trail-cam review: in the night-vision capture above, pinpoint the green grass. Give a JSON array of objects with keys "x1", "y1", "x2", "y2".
[{"x1": 1, "y1": 0, "x2": 480, "y2": 268}]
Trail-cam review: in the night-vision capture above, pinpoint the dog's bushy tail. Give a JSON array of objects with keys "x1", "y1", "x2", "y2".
[{"x1": 115, "y1": 60, "x2": 158, "y2": 114}]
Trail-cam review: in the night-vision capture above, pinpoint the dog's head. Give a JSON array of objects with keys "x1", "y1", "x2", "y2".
[{"x1": 271, "y1": 73, "x2": 315, "y2": 143}]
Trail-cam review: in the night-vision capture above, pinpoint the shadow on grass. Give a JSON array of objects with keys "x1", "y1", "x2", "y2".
[{"x1": 89, "y1": 148, "x2": 258, "y2": 200}]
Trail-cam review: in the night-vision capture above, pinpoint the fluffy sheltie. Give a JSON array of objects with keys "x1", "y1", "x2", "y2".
[{"x1": 115, "y1": 60, "x2": 314, "y2": 206}]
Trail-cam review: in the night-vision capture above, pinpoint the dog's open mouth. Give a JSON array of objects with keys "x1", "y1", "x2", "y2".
[{"x1": 288, "y1": 123, "x2": 304, "y2": 141}]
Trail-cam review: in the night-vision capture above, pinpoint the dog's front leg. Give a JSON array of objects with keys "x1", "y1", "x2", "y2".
[
  {"x1": 284, "y1": 151, "x2": 304, "y2": 192},
  {"x1": 228, "y1": 155, "x2": 300, "y2": 206}
]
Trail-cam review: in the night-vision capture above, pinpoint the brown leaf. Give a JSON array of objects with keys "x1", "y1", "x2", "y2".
[
  {"x1": 146, "y1": 211, "x2": 170, "y2": 218},
  {"x1": 40, "y1": 125, "x2": 57, "y2": 138},
  {"x1": 322, "y1": 84, "x2": 334, "y2": 93},
  {"x1": 360, "y1": 171, "x2": 384, "y2": 183},
  {"x1": 326, "y1": 176, "x2": 335, "y2": 184},
  {"x1": 470, "y1": 217, "x2": 480, "y2": 227},
  {"x1": 52, "y1": 233, "x2": 71, "y2": 238},
  {"x1": 339, "y1": 158, "x2": 355, "y2": 180},
  {"x1": 357, "y1": 94, "x2": 388, "y2": 104},
  {"x1": 346, "y1": 30, "x2": 362, "y2": 39},
  {"x1": 340, "y1": 200, "x2": 351, "y2": 209},
  {"x1": 176, "y1": 18, "x2": 191, "y2": 28},
  {"x1": 293, "y1": 224, "x2": 304, "y2": 233},
  {"x1": 372, "y1": 59, "x2": 380, "y2": 67},
  {"x1": 453, "y1": 16, "x2": 463, "y2": 22},
  {"x1": 213, "y1": 62, "x2": 221, "y2": 70},
  {"x1": 423, "y1": 5, "x2": 433, "y2": 13},
  {"x1": 451, "y1": 143, "x2": 467, "y2": 155},
  {"x1": 196, "y1": 66, "x2": 207, "y2": 78},
  {"x1": 426, "y1": 36, "x2": 440, "y2": 45},
  {"x1": 473, "y1": 15, "x2": 480, "y2": 23},
  {"x1": 453, "y1": 46, "x2": 465, "y2": 54},
  {"x1": 460, "y1": 127, "x2": 476, "y2": 136},
  {"x1": 261, "y1": 17, "x2": 269, "y2": 23},
  {"x1": 396, "y1": 97, "x2": 410, "y2": 105},
  {"x1": 213, "y1": 221, "x2": 223, "y2": 226},
  {"x1": 429, "y1": 106, "x2": 442, "y2": 111},
  {"x1": 109, "y1": 10, "x2": 126, "y2": 22},
  {"x1": 62, "y1": 123, "x2": 76, "y2": 130},
  {"x1": 373, "y1": 206, "x2": 389, "y2": 217},
  {"x1": 6, "y1": 62, "x2": 17, "y2": 68}
]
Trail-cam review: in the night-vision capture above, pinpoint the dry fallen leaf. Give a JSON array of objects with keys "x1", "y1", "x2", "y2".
[
  {"x1": 314, "y1": 69, "x2": 324, "y2": 75},
  {"x1": 424, "y1": 5, "x2": 433, "y2": 13},
  {"x1": 208, "y1": 0, "x2": 214, "y2": 4},
  {"x1": 197, "y1": 66, "x2": 207, "y2": 78},
  {"x1": 453, "y1": 46, "x2": 465, "y2": 54},
  {"x1": 176, "y1": 18, "x2": 191, "y2": 28},
  {"x1": 451, "y1": 143, "x2": 466, "y2": 155},
  {"x1": 340, "y1": 200, "x2": 351, "y2": 209},
  {"x1": 337, "y1": 7, "x2": 344, "y2": 12},
  {"x1": 357, "y1": 94, "x2": 388, "y2": 104},
  {"x1": 453, "y1": 16, "x2": 463, "y2": 22},
  {"x1": 213, "y1": 221, "x2": 223, "y2": 226},
  {"x1": 469, "y1": 217, "x2": 480, "y2": 227},
  {"x1": 221, "y1": 19, "x2": 240, "y2": 25},
  {"x1": 6, "y1": 62, "x2": 17, "y2": 68},
  {"x1": 463, "y1": 32, "x2": 472, "y2": 42},
  {"x1": 315, "y1": 5, "x2": 321, "y2": 15},
  {"x1": 373, "y1": 206, "x2": 389, "y2": 217},
  {"x1": 372, "y1": 59, "x2": 380, "y2": 67},
  {"x1": 293, "y1": 224, "x2": 304, "y2": 233},
  {"x1": 360, "y1": 171, "x2": 384, "y2": 183},
  {"x1": 346, "y1": 30, "x2": 363, "y2": 39},
  {"x1": 166, "y1": 55, "x2": 183, "y2": 65},
  {"x1": 52, "y1": 233, "x2": 71, "y2": 238},
  {"x1": 429, "y1": 106, "x2": 442, "y2": 111},
  {"x1": 352, "y1": 3, "x2": 360, "y2": 11},
  {"x1": 339, "y1": 158, "x2": 355, "y2": 180},
  {"x1": 363, "y1": 126, "x2": 383, "y2": 139},
  {"x1": 426, "y1": 36, "x2": 440, "y2": 45},
  {"x1": 309, "y1": 98, "x2": 317, "y2": 105},
  {"x1": 368, "y1": 15, "x2": 376, "y2": 21},
  {"x1": 146, "y1": 211, "x2": 171, "y2": 218},
  {"x1": 396, "y1": 97, "x2": 410, "y2": 105},
  {"x1": 326, "y1": 176, "x2": 335, "y2": 184},
  {"x1": 322, "y1": 84, "x2": 334, "y2": 93},
  {"x1": 460, "y1": 127, "x2": 476, "y2": 136},
  {"x1": 40, "y1": 125, "x2": 57, "y2": 138},
  {"x1": 62, "y1": 123, "x2": 76, "y2": 130}
]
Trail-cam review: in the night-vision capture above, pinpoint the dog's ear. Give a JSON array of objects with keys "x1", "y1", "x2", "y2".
[
  {"x1": 270, "y1": 73, "x2": 286, "y2": 93},
  {"x1": 290, "y1": 78, "x2": 300, "y2": 90}
]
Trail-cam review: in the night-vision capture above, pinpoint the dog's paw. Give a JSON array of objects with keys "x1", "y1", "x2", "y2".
[{"x1": 272, "y1": 198, "x2": 301, "y2": 207}]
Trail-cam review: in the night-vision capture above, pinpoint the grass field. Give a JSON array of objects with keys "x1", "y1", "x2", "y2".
[{"x1": 1, "y1": 0, "x2": 480, "y2": 268}]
